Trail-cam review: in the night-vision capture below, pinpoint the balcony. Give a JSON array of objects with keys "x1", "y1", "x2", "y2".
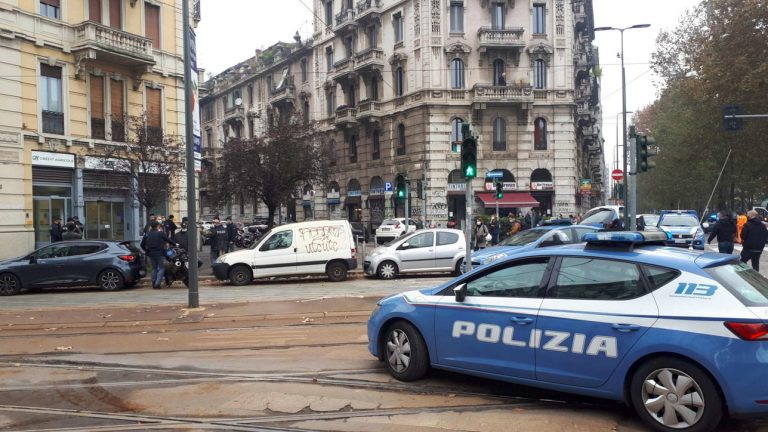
[
  {"x1": 334, "y1": 106, "x2": 358, "y2": 129},
  {"x1": 269, "y1": 85, "x2": 296, "y2": 108},
  {"x1": 223, "y1": 105, "x2": 246, "y2": 123},
  {"x1": 477, "y1": 27, "x2": 525, "y2": 52},
  {"x1": 332, "y1": 57, "x2": 357, "y2": 83},
  {"x1": 354, "y1": 48, "x2": 385, "y2": 74},
  {"x1": 72, "y1": 21, "x2": 155, "y2": 67},
  {"x1": 356, "y1": 100, "x2": 382, "y2": 123},
  {"x1": 334, "y1": 9, "x2": 357, "y2": 33},
  {"x1": 471, "y1": 85, "x2": 534, "y2": 107},
  {"x1": 356, "y1": 0, "x2": 382, "y2": 22}
]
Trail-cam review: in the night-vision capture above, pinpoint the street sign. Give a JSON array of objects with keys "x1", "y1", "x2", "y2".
[
  {"x1": 611, "y1": 169, "x2": 624, "y2": 181},
  {"x1": 485, "y1": 171, "x2": 503, "y2": 178},
  {"x1": 384, "y1": 182, "x2": 393, "y2": 192}
]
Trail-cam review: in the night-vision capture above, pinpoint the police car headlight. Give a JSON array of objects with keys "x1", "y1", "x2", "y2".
[{"x1": 485, "y1": 253, "x2": 508, "y2": 264}]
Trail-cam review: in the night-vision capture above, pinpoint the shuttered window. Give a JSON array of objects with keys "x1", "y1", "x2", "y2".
[
  {"x1": 109, "y1": 0, "x2": 121, "y2": 29},
  {"x1": 90, "y1": 76, "x2": 105, "y2": 139},
  {"x1": 144, "y1": 3, "x2": 160, "y2": 49},
  {"x1": 110, "y1": 79, "x2": 125, "y2": 141},
  {"x1": 146, "y1": 87, "x2": 163, "y2": 141},
  {"x1": 89, "y1": 0, "x2": 101, "y2": 22}
]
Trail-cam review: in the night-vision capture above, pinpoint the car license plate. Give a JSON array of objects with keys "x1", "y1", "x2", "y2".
[
  {"x1": 381, "y1": 228, "x2": 390, "y2": 231},
  {"x1": 674, "y1": 239, "x2": 686, "y2": 244}
]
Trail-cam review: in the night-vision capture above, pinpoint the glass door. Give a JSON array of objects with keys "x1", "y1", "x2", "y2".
[
  {"x1": 85, "y1": 200, "x2": 127, "y2": 240},
  {"x1": 34, "y1": 197, "x2": 70, "y2": 247}
]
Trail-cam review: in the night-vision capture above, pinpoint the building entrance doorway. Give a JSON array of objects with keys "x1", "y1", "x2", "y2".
[
  {"x1": 33, "y1": 196, "x2": 71, "y2": 247},
  {"x1": 85, "y1": 200, "x2": 126, "y2": 240}
]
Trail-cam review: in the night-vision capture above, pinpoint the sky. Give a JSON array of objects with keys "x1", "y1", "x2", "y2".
[{"x1": 196, "y1": 0, "x2": 702, "y2": 172}]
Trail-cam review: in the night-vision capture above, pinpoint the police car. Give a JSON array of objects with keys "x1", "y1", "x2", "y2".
[{"x1": 367, "y1": 232, "x2": 768, "y2": 432}]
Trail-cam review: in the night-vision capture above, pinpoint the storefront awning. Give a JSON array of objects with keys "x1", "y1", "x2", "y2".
[
  {"x1": 476, "y1": 192, "x2": 539, "y2": 208},
  {"x1": 344, "y1": 196, "x2": 362, "y2": 205}
]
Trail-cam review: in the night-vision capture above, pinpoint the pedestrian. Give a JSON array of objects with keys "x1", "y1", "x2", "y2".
[
  {"x1": 489, "y1": 215, "x2": 499, "y2": 245},
  {"x1": 707, "y1": 210, "x2": 737, "y2": 254},
  {"x1": 62, "y1": 218, "x2": 82, "y2": 240},
  {"x1": 164, "y1": 215, "x2": 177, "y2": 240},
  {"x1": 737, "y1": 211, "x2": 747, "y2": 243},
  {"x1": 508, "y1": 217, "x2": 522, "y2": 237},
  {"x1": 523, "y1": 212, "x2": 532, "y2": 230},
  {"x1": 446, "y1": 217, "x2": 457, "y2": 229},
  {"x1": 143, "y1": 214, "x2": 156, "y2": 235},
  {"x1": 175, "y1": 221, "x2": 189, "y2": 252},
  {"x1": 739, "y1": 210, "x2": 768, "y2": 271},
  {"x1": 474, "y1": 218, "x2": 490, "y2": 251},
  {"x1": 50, "y1": 217, "x2": 63, "y2": 243},
  {"x1": 140, "y1": 221, "x2": 178, "y2": 289},
  {"x1": 206, "y1": 216, "x2": 228, "y2": 267},
  {"x1": 72, "y1": 216, "x2": 84, "y2": 233},
  {"x1": 225, "y1": 216, "x2": 236, "y2": 253}
]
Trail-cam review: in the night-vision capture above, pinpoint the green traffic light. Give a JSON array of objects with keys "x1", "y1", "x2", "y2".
[
  {"x1": 465, "y1": 165, "x2": 475, "y2": 178},
  {"x1": 496, "y1": 192, "x2": 503, "y2": 199}
]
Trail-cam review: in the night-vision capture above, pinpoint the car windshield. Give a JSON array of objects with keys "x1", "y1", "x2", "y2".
[
  {"x1": 706, "y1": 262, "x2": 768, "y2": 306},
  {"x1": 580, "y1": 208, "x2": 617, "y2": 226},
  {"x1": 659, "y1": 215, "x2": 698, "y2": 227},
  {"x1": 499, "y1": 229, "x2": 548, "y2": 246},
  {"x1": 642, "y1": 215, "x2": 659, "y2": 225}
]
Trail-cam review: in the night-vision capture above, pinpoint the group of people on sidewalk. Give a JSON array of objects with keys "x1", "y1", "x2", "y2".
[
  {"x1": 49, "y1": 216, "x2": 84, "y2": 242},
  {"x1": 707, "y1": 210, "x2": 768, "y2": 271},
  {"x1": 140, "y1": 213, "x2": 192, "y2": 289}
]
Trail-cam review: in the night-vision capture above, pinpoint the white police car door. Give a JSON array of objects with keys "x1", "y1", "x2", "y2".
[
  {"x1": 535, "y1": 257, "x2": 658, "y2": 388},
  {"x1": 434, "y1": 257, "x2": 551, "y2": 379}
]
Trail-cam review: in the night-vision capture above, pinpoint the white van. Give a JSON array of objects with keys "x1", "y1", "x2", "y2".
[{"x1": 212, "y1": 220, "x2": 357, "y2": 285}]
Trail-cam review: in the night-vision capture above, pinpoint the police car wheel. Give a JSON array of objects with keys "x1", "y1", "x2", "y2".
[
  {"x1": 382, "y1": 321, "x2": 428, "y2": 381},
  {"x1": 377, "y1": 261, "x2": 398, "y2": 279},
  {"x1": 229, "y1": 265, "x2": 253, "y2": 286},
  {"x1": 630, "y1": 357, "x2": 723, "y2": 432}
]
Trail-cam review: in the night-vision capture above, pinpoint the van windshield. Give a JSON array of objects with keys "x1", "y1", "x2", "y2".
[
  {"x1": 706, "y1": 262, "x2": 768, "y2": 306},
  {"x1": 251, "y1": 229, "x2": 272, "y2": 249}
]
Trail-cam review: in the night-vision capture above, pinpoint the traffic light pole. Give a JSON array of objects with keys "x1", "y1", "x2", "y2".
[
  {"x1": 629, "y1": 133, "x2": 637, "y2": 230},
  {"x1": 405, "y1": 179, "x2": 410, "y2": 227},
  {"x1": 465, "y1": 179, "x2": 473, "y2": 272}
]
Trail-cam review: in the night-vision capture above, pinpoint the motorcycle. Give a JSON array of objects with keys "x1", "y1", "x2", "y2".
[{"x1": 163, "y1": 247, "x2": 201, "y2": 287}]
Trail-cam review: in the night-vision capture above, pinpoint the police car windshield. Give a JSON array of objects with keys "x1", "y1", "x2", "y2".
[
  {"x1": 580, "y1": 209, "x2": 615, "y2": 225},
  {"x1": 706, "y1": 262, "x2": 768, "y2": 306},
  {"x1": 660, "y1": 215, "x2": 698, "y2": 227},
  {"x1": 499, "y1": 228, "x2": 548, "y2": 246}
]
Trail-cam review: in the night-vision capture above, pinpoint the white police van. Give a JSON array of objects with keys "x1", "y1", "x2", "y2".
[{"x1": 368, "y1": 231, "x2": 768, "y2": 432}]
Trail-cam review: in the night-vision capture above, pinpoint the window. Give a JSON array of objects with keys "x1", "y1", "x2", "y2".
[
  {"x1": 326, "y1": 92, "x2": 335, "y2": 116},
  {"x1": 491, "y1": 2, "x2": 504, "y2": 29},
  {"x1": 372, "y1": 130, "x2": 381, "y2": 160},
  {"x1": 397, "y1": 123, "x2": 406, "y2": 156},
  {"x1": 643, "y1": 265, "x2": 680, "y2": 291},
  {"x1": 110, "y1": 79, "x2": 125, "y2": 141},
  {"x1": 344, "y1": 36, "x2": 354, "y2": 58},
  {"x1": 395, "y1": 67, "x2": 405, "y2": 96},
  {"x1": 68, "y1": 244, "x2": 104, "y2": 256},
  {"x1": 404, "y1": 232, "x2": 434, "y2": 249},
  {"x1": 349, "y1": 135, "x2": 358, "y2": 163},
  {"x1": 40, "y1": 0, "x2": 60, "y2": 19},
  {"x1": 466, "y1": 258, "x2": 549, "y2": 298},
  {"x1": 553, "y1": 258, "x2": 644, "y2": 300},
  {"x1": 90, "y1": 76, "x2": 105, "y2": 139},
  {"x1": 88, "y1": 0, "x2": 101, "y2": 21},
  {"x1": 266, "y1": 75, "x2": 273, "y2": 92},
  {"x1": 450, "y1": 2, "x2": 464, "y2": 33},
  {"x1": 326, "y1": 46, "x2": 334, "y2": 71},
  {"x1": 492, "y1": 117, "x2": 506, "y2": 151},
  {"x1": 533, "y1": 4, "x2": 546, "y2": 34},
  {"x1": 109, "y1": 0, "x2": 122, "y2": 29},
  {"x1": 534, "y1": 59, "x2": 547, "y2": 89},
  {"x1": 534, "y1": 117, "x2": 547, "y2": 150},
  {"x1": 232, "y1": 89, "x2": 241, "y2": 106},
  {"x1": 450, "y1": 58, "x2": 465, "y2": 89},
  {"x1": 493, "y1": 59, "x2": 505, "y2": 86},
  {"x1": 303, "y1": 101, "x2": 310, "y2": 124},
  {"x1": 450, "y1": 118, "x2": 463, "y2": 152},
  {"x1": 347, "y1": 84, "x2": 356, "y2": 107},
  {"x1": 437, "y1": 232, "x2": 459, "y2": 246},
  {"x1": 40, "y1": 64, "x2": 64, "y2": 135},
  {"x1": 36, "y1": 244, "x2": 70, "y2": 259},
  {"x1": 345, "y1": 0, "x2": 353, "y2": 10},
  {"x1": 324, "y1": 1, "x2": 333, "y2": 27},
  {"x1": 145, "y1": 2, "x2": 160, "y2": 48},
  {"x1": 260, "y1": 230, "x2": 293, "y2": 251},
  {"x1": 706, "y1": 262, "x2": 768, "y2": 306},
  {"x1": 368, "y1": 25, "x2": 377, "y2": 49},
  {"x1": 146, "y1": 87, "x2": 163, "y2": 141},
  {"x1": 370, "y1": 77, "x2": 379, "y2": 100},
  {"x1": 393, "y1": 12, "x2": 403, "y2": 43},
  {"x1": 206, "y1": 129, "x2": 212, "y2": 149},
  {"x1": 573, "y1": 227, "x2": 597, "y2": 242},
  {"x1": 301, "y1": 59, "x2": 308, "y2": 83},
  {"x1": 329, "y1": 140, "x2": 337, "y2": 166}
]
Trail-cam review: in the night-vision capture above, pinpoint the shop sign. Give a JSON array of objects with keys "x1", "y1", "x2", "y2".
[
  {"x1": 31, "y1": 151, "x2": 74, "y2": 168},
  {"x1": 369, "y1": 188, "x2": 384, "y2": 196},
  {"x1": 347, "y1": 190, "x2": 362, "y2": 197},
  {"x1": 531, "y1": 181, "x2": 554, "y2": 191},
  {"x1": 484, "y1": 182, "x2": 517, "y2": 191},
  {"x1": 580, "y1": 179, "x2": 592, "y2": 195},
  {"x1": 447, "y1": 183, "x2": 466, "y2": 191},
  {"x1": 327, "y1": 191, "x2": 340, "y2": 205}
]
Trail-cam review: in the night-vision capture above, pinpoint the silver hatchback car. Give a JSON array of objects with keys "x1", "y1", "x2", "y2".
[{"x1": 363, "y1": 228, "x2": 466, "y2": 279}]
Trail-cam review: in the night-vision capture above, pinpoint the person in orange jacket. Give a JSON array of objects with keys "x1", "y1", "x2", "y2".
[{"x1": 736, "y1": 211, "x2": 748, "y2": 244}]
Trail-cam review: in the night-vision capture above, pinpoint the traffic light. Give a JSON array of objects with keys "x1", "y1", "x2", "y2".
[
  {"x1": 461, "y1": 137, "x2": 477, "y2": 179},
  {"x1": 396, "y1": 176, "x2": 406, "y2": 199},
  {"x1": 495, "y1": 181, "x2": 503, "y2": 199},
  {"x1": 722, "y1": 105, "x2": 743, "y2": 131},
  {"x1": 616, "y1": 183, "x2": 624, "y2": 200},
  {"x1": 637, "y1": 134, "x2": 657, "y2": 172}
]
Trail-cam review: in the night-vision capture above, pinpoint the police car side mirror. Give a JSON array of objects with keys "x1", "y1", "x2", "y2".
[{"x1": 453, "y1": 283, "x2": 467, "y2": 302}]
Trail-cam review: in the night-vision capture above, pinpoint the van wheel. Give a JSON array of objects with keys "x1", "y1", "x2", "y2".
[
  {"x1": 377, "y1": 261, "x2": 398, "y2": 279},
  {"x1": 326, "y1": 262, "x2": 348, "y2": 282},
  {"x1": 0, "y1": 273, "x2": 21, "y2": 296},
  {"x1": 229, "y1": 265, "x2": 253, "y2": 286}
]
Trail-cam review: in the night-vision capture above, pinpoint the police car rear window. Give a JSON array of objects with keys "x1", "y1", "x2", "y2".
[
  {"x1": 553, "y1": 257, "x2": 644, "y2": 300},
  {"x1": 706, "y1": 262, "x2": 768, "y2": 306}
]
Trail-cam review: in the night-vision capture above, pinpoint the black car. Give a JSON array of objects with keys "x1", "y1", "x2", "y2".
[{"x1": 0, "y1": 240, "x2": 145, "y2": 296}]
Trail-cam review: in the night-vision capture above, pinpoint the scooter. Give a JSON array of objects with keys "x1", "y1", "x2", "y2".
[{"x1": 163, "y1": 247, "x2": 201, "y2": 287}]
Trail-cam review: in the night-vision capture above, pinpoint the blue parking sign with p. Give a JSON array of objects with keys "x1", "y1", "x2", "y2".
[{"x1": 385, "y1": 182, "x2": 393, "y2": 192}]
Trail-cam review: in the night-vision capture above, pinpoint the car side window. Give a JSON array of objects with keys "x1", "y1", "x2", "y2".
[
  {"x1": 642, "y1": 265, "x2": 680, "y2": 291},
  {"x1": 553, "y1": 257, "x2": 644, "y2": 300},
  {"x1": 260, "y1": 230, "x2": 293, "y2": 252},
  {"x1": 437, "y1": 232, "x2": 459, "y2": 246},
  {"x1": 573, "y1": 227, "x2": 596, "y2": 242},
  {"x1": 405, "y1": 232, "x2": 434, "y2": 249},
  {"x1": 37, "y1": 245, "x2": 70, "y2": 259},
  {"x1": 466, "y1": 258, "x2": 549, "y2": 298},
  {"x1": 539, "y1": 231, "x2": 570, "y2": 247},
  {"x1": 68, "y1": 245, "x2": 103, "y2": 256}
]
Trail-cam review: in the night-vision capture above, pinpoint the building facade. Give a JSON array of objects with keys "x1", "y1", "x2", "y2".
[
  {"x1": 0, "y1": 0, "x2": 199, "y2": 257},
  {"x1": 201, "y1": 0, "x2": 605, "y2": 230}
]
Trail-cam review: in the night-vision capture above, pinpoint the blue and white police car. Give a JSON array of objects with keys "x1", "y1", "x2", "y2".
[{"x1": 368, "y1": 232, "x2": 768, "y2": 432}]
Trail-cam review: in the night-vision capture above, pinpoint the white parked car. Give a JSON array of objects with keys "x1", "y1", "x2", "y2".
[
  {"x1": 375, "y1": 218, "x2": 418, "y2": 244},
  {"x1": 364, "y1": 228, "x2": 466, "y2": 279}
]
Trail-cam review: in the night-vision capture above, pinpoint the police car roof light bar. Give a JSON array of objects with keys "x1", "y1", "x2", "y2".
[{"x1": 582, "y1": 231, "x2": 669, "y2": 251}]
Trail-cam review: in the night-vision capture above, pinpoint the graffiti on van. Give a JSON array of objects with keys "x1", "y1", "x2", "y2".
[{"x1": 299, "y1": 225, "x2": 345, "y2": 254}]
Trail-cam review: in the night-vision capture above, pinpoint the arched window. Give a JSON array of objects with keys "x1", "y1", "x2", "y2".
[
  {"x1": 395, "y1": 67, "x2": 405, "y2": 96},
  {"x1": 450, "y1": 58, "x2": 465, "y2": 89},
  {"x1": 397, "y1": 123, "x2": 406, "y2": 156},
  {"x1": 493, "y1": 59, "x2": 505, "y2": 86},
  {"x1": 493, "y1": 117, "x2": 506, "y2": 151},
  {"x1": 534, "y1": 117, "x2": 547, "y2": 150},
  {"x1": 450, "y1": 118, "x2": 464, "y2": 152},
  {"x1": 534, "y1": 59, "x2": 547, "y2": 89}
]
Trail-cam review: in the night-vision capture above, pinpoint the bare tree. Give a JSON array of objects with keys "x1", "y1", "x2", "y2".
[
  {"x1": 210, "y1": 110, "x2": 328, "y2": 226},
  {"x1": 94, "y1": 114, "x2": 185, "y2": 224}
]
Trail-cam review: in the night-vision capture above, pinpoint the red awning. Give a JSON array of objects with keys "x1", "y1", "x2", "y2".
[{"x1": 476, "y1": 192, "x2": 539, "y2": 208}]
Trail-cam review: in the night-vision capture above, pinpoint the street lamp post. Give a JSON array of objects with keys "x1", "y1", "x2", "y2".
[{"x1": 595, "y1": 24, "x2": 650, "y2": 230}]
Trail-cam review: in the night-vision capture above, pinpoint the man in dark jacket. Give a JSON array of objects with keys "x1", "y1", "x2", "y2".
[
  {"x1": 164, "y1": 215, "x2": 178, "y2": 240},
  {"x1": 225, "y1": 216, "x2": 236, "y2": 253},
  {"x1": 140, "y1": 221, "x2": 177, "y2": 289},
  {"x1": 50, "y1": 217, "x2": 63, "y2": 243},
  {"x1": 707, "y1": 210, "x2": 737, "y2": 254},
  {"x1": 143, "y1": 214, "x2": 156, "y2": 235},
  {"x1": 207, "y1": 216, "x2": 228, "y2": 267},
  {"x1": 175, "y1": 221, "x2": 189, "y2": 251},
  {"x1": 740, "y1": 210, "x2": 768, "y2": 271}
]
